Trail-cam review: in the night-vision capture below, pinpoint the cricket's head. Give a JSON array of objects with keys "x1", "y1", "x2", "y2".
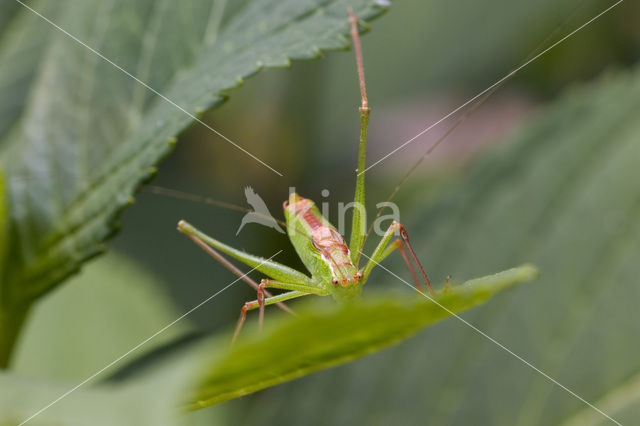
[{"x1": 282, "y1": 192, "x2": 312, "y2": 215}]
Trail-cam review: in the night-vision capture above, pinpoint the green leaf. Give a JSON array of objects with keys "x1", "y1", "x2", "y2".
[
  {"x1": 0, "y1": 371, "x2": 141, "y2": 426},
  {"x1": 0, "y1": 1, "x2": 61, "y2": 142},
  {"x1": 237, "y1": 67, "x2": 640, "y2": 425},
  {"x1": 0, "y1": 167, "x2": 18, "y2": 368},
  {"x1": 0, "y1": 168, "x2": 8, "y2": 281},
  {"x1": 0, "y1": 0, "x2": 388, "y2": 307},
  {"x1": 1, "y1": 252, "x2": 225, "y2": 425},
  {"x1": 12, "y1": 251, "x2": 191, "y2": 382},
  {"x1": 0, "y1": 345, "x2": 224, "y2": 426},
  {"x1": 183, "y1": 265, "x2": 537, "y2": 410},
  {"x1": 560, "y1": 370, "x2": 640, "y2": 426}
]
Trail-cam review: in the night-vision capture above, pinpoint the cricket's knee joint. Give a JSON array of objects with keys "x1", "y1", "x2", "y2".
[
  {"x1": 240, "y1": 304, "x2": 249, "y2": 316},
  {"x1": 391, "y1": 221, "x2": 409, "y2": 239},
  {"x1": 398, "y1": 224, "x2": 409, "y2": 241},
  {"x1": 259, "y1": 278, "x2": 269, "y2": 288},
  {"x1": 348, "y1": 8, "x2": 361, "y2": 26},
  {"x1": 257, "y1": 281, "x2": 268, "y2": 304}
]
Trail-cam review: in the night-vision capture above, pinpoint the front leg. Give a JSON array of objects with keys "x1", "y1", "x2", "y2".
[
  {"x1": 256, "y1": 279, "x2": 330, "y2": 331},
  {"x1": 361, "y1": 221, "x2": 433, "y2": 293},
  {"x1": 179, "y1": 220, "x2": 314, "y2": 286},
  {"x1": 180, "y1": 230, "x2": 294, "y2": 314}
]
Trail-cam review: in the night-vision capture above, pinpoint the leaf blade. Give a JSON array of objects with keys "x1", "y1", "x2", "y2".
[
  {"x1": 184, "y1": 265, "x2": 537, "y2": 409},
  {"x1": 0, "y1": 0, "x2": 388, "y2": 305}
]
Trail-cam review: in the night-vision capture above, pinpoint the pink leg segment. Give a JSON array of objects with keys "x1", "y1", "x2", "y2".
[{"x1": 397, "y1": 223, "x2": 434, "y2": 294}]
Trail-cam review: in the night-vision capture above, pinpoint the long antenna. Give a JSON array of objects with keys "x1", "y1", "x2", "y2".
[
  {"x1": 349, "y1": 8, "x2": 369, "y2": 111},
  {"x1": 143, "y1": 185, "x2": 288, "y2": 228}
]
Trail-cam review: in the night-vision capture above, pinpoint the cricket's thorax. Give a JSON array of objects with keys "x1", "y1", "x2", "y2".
[{"x1": 284, "y1": 193, "x2": 361, "y2": 289}]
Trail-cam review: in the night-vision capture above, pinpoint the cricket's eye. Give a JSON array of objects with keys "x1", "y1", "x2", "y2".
[{"x1": 331, "y1": 278, "x2": 338, "y2": 285}]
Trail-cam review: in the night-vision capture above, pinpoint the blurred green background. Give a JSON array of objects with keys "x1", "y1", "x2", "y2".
[
  {"x1": 107, "y1": 0, "x2": 637, "y2": 333},
  {"x1": 10, "y1": 0, "x2": 640, "y2": 424}
]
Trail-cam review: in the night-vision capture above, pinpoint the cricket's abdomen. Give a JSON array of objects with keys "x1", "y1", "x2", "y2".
[{"x1": 284, "y1": 193, "x2": 361, "y2": 288}]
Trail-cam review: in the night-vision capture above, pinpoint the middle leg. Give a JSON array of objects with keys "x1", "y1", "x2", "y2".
[
  {"x1": 233, "y1": 290, "x2": 313, "y2": 343},
  {"x1": 233, "y1": 280, "x2": 330, "y2": 342}
]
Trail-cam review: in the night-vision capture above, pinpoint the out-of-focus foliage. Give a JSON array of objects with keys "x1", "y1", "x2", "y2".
[
  {"x1": 1, "y1": 371, "x2": 153, "y2": 426},
  {"x1": 12, "y1": 252, "x2": 191, "y2": 382},
  {"x1": 1, "y1": 342, "x2": 223, "y2": 426},
  {"x1": 0, "y1": 171, "x2": 8, "y2": 286},
  {"x1": 2, "y1": 253, "x2": 223, "y2": 426},
  {"x1": 235, "y1": 66, "x2": 640, "y2": 425}
]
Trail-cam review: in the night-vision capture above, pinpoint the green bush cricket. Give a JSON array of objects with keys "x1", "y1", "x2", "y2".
[{"x1": 177, "y1": 9, "x2": 433, "y2": 341}]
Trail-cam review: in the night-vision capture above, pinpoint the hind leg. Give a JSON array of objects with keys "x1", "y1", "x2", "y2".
[{"x1": 361, "y1": 221, "x2": 433, "y2": 293}]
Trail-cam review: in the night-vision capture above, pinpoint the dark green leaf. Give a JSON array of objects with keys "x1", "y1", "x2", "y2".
[{"x1": 0, "y1": 0, "x2": 388, "y2": 307}]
